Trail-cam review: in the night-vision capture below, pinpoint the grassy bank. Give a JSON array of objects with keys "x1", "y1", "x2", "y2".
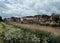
[
  {"x1": 0, "y1": 22, "x2": 60, "y2": 43},
  {"x1": 6, "y1": 22, "x2": 60, "y2": 43}
]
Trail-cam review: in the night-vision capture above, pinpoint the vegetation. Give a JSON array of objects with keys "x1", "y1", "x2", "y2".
[
  {"x1": 0, "y1": 22, "x2": 4, "y2": 43},
  {"x1": 39, "y1": 22, "x2": 60, "y2": 27},
  {"x1": 0, "y1": 16, "x2": 3, "y2": 22},
  {"x1": 52, "y1": 14, "x2": 60, "y2": 23},
  {"x1": 0, "y1": 22, "x2": 60, "y2": 43}
]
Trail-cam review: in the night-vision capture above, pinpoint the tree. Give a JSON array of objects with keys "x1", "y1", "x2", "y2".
[
  {"x1": 3, "y1": 18, "x2": 6, "y2": 22},
  {"x1": 0, "y1": 16, "x2": 3, "y2": 22},
  {"x1": 53, "y1": 16, "x2": 59, "y2": 23},
  {"x1": 34, "y1": 15, "x2": 41, "y2": 22},
  {"x1": 52, "y1": 13, "x2": 60, "y2": 23}
]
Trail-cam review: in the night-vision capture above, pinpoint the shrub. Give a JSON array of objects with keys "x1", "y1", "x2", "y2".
[
  {"x1": 49, "y1": 22, "x2": 60, "y2": 27},
  {"x1": 45, "y1": 22, "x2": 50, "y2": 26}
]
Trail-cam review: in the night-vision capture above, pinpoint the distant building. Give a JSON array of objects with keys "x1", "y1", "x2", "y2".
[
  {"x1": 4, "y1": 18, "x2": 11, "y2": 22},
  {"x1": 11, "y1": 17, "x2": 21, "y2": 22},
  {"x1": 21, "y1": 15, "x2": 51, "y2": 24},
  {"x1": 21, "y1": 16, "x2": 38, "y2": 24},
  {"x1": 4, "y1": 17, "x2": 21, "y2": 23},
  {"x1": 34, "y1": 15, "x2": 41, "y2": 22},
  {"x1": 39, "y1": 15, "x2": 51, "y2": 22}
]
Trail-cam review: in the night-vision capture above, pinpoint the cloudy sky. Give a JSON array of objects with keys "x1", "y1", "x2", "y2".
[{"x1": 0, "y1": 0, "x2": 60, "y2": 18}]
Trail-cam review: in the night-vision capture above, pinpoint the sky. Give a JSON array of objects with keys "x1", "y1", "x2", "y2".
[{"x1": 0, "y1": 0, "x2": 60, "y2": 18}]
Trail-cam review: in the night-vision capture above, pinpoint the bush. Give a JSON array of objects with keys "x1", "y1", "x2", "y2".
[
  {"x1": 39, "y1": 22, "x2": 46, "y2": 26},
  {"x1": 45, "y1": 22, "x2": 50, "y2": 26},
  {"x1": 50, "y1": 23, "x2": 57, "y2": 27},
  {"x1": 39, "y1": 22, "x2": 50, "y2": 26},
  {"x1": 49, "y1": 22, "x2": 60, "y2": 27}
]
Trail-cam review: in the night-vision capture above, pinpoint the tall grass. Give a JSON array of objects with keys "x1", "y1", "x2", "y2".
[
  {"x1": 0, "y1": 22, "x2": 60, "y2": 43},
  {"x1": 39, "y1": 22, "x2": 60, "y2": 27}
]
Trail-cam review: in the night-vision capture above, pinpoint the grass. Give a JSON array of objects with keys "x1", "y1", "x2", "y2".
[
  {"x1": 0, "y1": 39, "x2": 4, "y2": 43},
  {"x1": 0, "y1": 23, "x2": 3, "y2": 33},
  {"x1": 0, "y1": 22, "x2": 4, "y2": 43},
  {"x1": 8, "y1": 22, "x2": 60, "y2": 36},
  {"x1": 0, "y1": 22, "x2": 60, "y2": 43}
]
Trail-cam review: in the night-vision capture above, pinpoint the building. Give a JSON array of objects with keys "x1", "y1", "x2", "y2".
[
  {"x1": 4, "y1": 17, "x2": 21, "y2": 23},
  {"x1": 4, "y1": 18, "x2": 11, "y2": 22},
  {"x1": 11, "y1": 17, "x2": 21, "y2": 22},
  {"x1": 21, "y1": 15, "x2": 51, "y2": 24},
  {"x1": 21, "y1": 16, "x2": 38, "y2": 24},
  {"x1": 39, "y1": 15, "x2": 51, "y2": 22}
]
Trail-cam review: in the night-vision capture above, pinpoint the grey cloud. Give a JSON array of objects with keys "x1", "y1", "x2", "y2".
[{"x1": 0, "y1": 0, "x2": 60, "y2": 18}]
